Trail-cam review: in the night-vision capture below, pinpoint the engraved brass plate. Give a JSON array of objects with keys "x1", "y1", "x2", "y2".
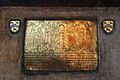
[{"x1": 24, "y1": 20, "x2": 98, "y2": 71}]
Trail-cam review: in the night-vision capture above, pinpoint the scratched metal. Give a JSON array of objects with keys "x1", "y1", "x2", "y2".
[{"x1": 24, "y1": 20, "x2": 98, "y2": 71}]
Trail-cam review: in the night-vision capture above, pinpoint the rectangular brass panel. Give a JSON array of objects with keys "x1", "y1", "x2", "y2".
[{"x1": 24, "y1": 20, "x2": 98, "y2": 71}]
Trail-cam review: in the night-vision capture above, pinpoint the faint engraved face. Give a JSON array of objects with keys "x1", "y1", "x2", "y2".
[
  {"x1": 102, "y1": 20, "x2": 115, "y2": 33},
  {"x1": 9, "y1": 20, "x2": 20, "y2": 33}
]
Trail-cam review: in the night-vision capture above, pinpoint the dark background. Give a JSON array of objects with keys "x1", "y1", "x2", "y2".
[{"x1": 0, "y1": 0, "x2": 120, "y2": 6}]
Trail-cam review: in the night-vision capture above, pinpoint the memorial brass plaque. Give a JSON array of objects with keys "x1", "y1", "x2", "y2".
[{"x1": 24, "y1": 19, "x2": 98, "y2": 71}]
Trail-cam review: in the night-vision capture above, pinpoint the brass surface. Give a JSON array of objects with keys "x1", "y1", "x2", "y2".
[{"x1": 24, "y1": 20, "x2": 98, "y2": 71}]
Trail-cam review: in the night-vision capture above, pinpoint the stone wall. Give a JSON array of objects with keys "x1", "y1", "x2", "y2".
[{"x1": 0, "y1": 7, "x2": 120, "y2": 80}]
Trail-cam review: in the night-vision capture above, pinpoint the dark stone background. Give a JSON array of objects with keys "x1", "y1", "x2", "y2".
[
  {"x1": 0, "y1": 0, "x2": 120, "y2": 6},
  {"x1": 0, "y1": 7, "x2": 120, "y2": 80}
]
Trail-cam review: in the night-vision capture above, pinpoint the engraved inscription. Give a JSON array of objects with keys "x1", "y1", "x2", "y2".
[{"x1": 24, "y1": 20, "x2": 98, "y2": 71}]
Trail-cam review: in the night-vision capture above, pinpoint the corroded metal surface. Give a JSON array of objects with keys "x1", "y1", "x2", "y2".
[{"x1": 24, "y1": 20, "x2": 98, "y2": 71}]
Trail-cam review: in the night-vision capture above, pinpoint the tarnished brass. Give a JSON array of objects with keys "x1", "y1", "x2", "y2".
[{"x1": 24, "y1": 20, "x2": 98, "y2": 71}]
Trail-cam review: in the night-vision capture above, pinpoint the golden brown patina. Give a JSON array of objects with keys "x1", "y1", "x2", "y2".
[{"x1": 24, "y1": 20, "x2": 98, "y2": 71}]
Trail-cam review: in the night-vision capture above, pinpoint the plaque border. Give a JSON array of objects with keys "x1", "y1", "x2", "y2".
[{"x1": 20, "y1": 17, "x2": 101, "y2": 74}]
